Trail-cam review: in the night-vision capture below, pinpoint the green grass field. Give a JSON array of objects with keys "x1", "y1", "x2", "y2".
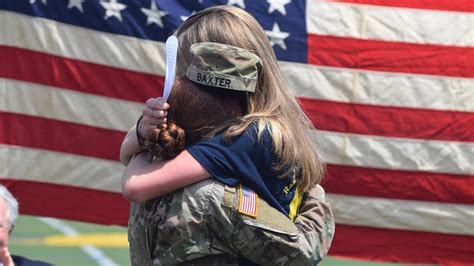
[{"x1": 9, "y1": 215, "x2": 400, "y2": 266}]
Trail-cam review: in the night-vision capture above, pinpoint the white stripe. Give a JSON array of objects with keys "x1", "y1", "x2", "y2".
[
  {"x1": 0, "y1": 11, "x2": 166, "y2": 75},
  {"x1": 0, "y1": 78, "x2": 142, "y2": 131},
  {"x1": 327, "y1": 193, "x2": 474, "y2": 235},
  {"x1": 39, "y1": 218, "x2": 118, "y2": 266},
  {"x1": 307, "y1": 0, "x2": 474, "y2": 47},
  {"x1": 0, "y1": 145, "x2": 123, "y2": 193},
  {"x1": 314, "y1": 131, "x2": 474, "y2": 175},
  {"x1": 281, "y1": 62, "x2": 474, "y2": 112}
]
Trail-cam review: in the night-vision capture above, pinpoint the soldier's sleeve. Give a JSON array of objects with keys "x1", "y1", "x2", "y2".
[
  {"x1": 293, "y1": 185, "x2": 335, "y2": 264},
  {"x1": 206, "y1": 183, "x2": 335, "y2": 266}
]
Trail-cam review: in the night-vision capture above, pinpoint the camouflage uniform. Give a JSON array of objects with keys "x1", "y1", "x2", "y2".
[
  {"x1": 185, "y1": 42, "x2": 261, "y2": 93},
  {"x1": 128, "y1": 180, "x2": 335, "y2": 265}
]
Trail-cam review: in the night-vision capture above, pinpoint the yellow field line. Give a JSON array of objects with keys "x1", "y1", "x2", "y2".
[{"x1": 12, "y1": 233, "x2": 128, "y2": 248}]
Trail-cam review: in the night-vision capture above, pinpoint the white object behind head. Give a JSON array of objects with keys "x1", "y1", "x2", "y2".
[{"x1": 162, "y1": 36, "x2": 178, "y2": 102}]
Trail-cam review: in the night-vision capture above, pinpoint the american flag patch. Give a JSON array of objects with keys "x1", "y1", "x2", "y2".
[{"x1": 237, "y1": 184, "x2": 258, "y2": 218}]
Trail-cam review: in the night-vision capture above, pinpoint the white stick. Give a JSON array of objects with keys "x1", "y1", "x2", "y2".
[{"x1": 162, "y1": 36, "x2": 178, "y2": 102}]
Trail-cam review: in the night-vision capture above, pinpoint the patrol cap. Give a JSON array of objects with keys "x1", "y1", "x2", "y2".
[{"x1": 186, "y1": 42, "x2": 262, "y2": 93}]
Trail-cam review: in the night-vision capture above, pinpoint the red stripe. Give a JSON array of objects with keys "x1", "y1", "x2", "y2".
[
  {"x1": 299, "y1": 98, "x2": 474, "y2": 142},
  {"x1": 0, "y1": 45, "x2": 164, "y2": 102},
  {"x1": 325, "y1": 0, "x2": 474, "y2": 13},
  {"x1": 323, "y1": 164, "x2": 474, "y2": 205},
  {"x1": 0, "y1": 179, "x2": 129, "y2": 226},
  {"x1": 307, "y1": 35, "x2": 474, "y2": 78},
  {"x1": 249, "y1": 194, "x2": 256, "y2": 215},
  {"x1": 330, "y1": 224, "x2": 474, "y2": 265},
  {"x1": 0, "y1": 112, "x2": 124, "y2": 161}
]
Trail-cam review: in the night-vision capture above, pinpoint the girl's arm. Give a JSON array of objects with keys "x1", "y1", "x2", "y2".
[
  {"x1": 122, "y1": 150, "x2": 211, "y2": 202},
  {"x1": 119, "y1": 98, "x2": 169, "y2": 166},
  {"x1": 119, "y1": 125, "x2": 141, "y2": 166}
]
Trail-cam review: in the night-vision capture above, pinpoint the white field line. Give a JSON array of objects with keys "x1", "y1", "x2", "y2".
[{"x1": 39, "y1": 217, "x2": 118, "y2": 266}]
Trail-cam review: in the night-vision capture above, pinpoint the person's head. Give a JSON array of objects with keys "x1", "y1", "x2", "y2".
[
  {"x1": 0, "y1": 185, "x2": 19, "y2": 248},
  {"x1": 145, "y1": 42, "x2": 257, "y2": 159},
  {"x1": 152, "y1": 6, "x2": 325, "y2": 191},
  {"x1": 174, "y1": 5, "x2": 284, "y2": 118},
  {"x1": 146, "y1": 77, "x2": 248, "y2": 159}
]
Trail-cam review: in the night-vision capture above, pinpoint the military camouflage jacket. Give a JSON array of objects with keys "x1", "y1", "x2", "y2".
[{"x1": 128, "y1": 179, "x2": 334, "y2": 265}]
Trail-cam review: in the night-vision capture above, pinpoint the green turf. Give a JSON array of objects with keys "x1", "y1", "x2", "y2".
[
  {"x1": 9, "y1": 215, "x2": 129, "y2": 266},
  {"x1": 9, "y1": 215, "x2": 401, "y2": 266}
]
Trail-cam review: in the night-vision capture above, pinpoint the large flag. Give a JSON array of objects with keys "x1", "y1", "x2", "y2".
[{"x1": 1, "y1": 0, "x2": 473, "y2": 264}]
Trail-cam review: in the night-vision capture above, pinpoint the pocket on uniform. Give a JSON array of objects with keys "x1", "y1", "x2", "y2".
[
  {"x1": 232, "y1": 185, "x2": 298, "y2": 237},
  {"x1": 239, "y1": 202, "x2": 298, "y2": 237},
  {"x1": 221, "y1": 187, "x2": 302, "y2": 264}
]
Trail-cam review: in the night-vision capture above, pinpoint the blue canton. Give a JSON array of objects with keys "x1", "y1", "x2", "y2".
[{"x1": 1, "y1": 0, "x2": 308, "y2": 63}]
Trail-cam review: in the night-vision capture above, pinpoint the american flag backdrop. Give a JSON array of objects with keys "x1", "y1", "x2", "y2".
[{"x1": 1, "y1": 0, "x2": 473, "y2": 264}]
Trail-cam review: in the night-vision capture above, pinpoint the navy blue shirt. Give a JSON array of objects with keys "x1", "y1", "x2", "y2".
[{"x1": 187, "y1": 124, "x2": 300, "y2": 217}]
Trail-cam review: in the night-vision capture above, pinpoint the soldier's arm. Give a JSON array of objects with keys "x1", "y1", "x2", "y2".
[
  {"x1": 293, "y1": 185, "x2": 335, "y2": 264},
  {"x1": 206, "y1": 184, "x2": 335, "y2": 265}
]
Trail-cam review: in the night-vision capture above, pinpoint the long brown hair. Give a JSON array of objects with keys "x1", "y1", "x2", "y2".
[{"x1": 169, "y1": 6, "x2": 325, "y2": 192}]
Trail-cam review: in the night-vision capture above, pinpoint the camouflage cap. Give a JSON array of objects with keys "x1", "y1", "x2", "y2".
[{"x1": 186, "y1": 42, "x2": 262, "y2": 93}]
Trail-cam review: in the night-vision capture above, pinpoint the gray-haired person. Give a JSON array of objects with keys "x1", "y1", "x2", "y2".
[{"x1": 0, "y1": 185, "x2": 51, "y2": 266}]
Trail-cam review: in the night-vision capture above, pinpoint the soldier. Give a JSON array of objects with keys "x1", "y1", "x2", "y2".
[
  {"x1": 127, "y1": 180, "x2": 333, "y2": 265},
  {"x1": 121, "y1": 5, "x2": 334, "y2": 265}
]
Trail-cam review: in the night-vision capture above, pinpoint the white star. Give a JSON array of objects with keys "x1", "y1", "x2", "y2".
[
  {"x1": 30, "y1": 0, "x2": 47, "y2": 4},
  {"x1": 265, "y1": 23, "x2": 290, "y2": 50},
  {"x1": 141, "y1": 0, "x2": 168, "y2": 27},
  {"x1": 267, "y1": 0, "x2": 291, "y2": 15},
  {"x1": 101, "y1": 0, "x2": 127, "y2": 21},
  {"x1": 227, "y1": 0, "x2": 245, "y2": 9},
  {"x1": 180, "y1": 10, "x2": 196, "y2": 22},
  {"x1": 68, "y1": 0, "x2": 85, "y2": 12}
]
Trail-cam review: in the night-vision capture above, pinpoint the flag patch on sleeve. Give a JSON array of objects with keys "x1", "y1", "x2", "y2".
[{"x1": 237, "y1": 184, "x2": 258, "y2": 218}]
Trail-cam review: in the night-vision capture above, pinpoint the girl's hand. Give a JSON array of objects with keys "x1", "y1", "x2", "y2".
[{"x1": 139, "y1": 97, "x2": 170, "y2": 139}]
